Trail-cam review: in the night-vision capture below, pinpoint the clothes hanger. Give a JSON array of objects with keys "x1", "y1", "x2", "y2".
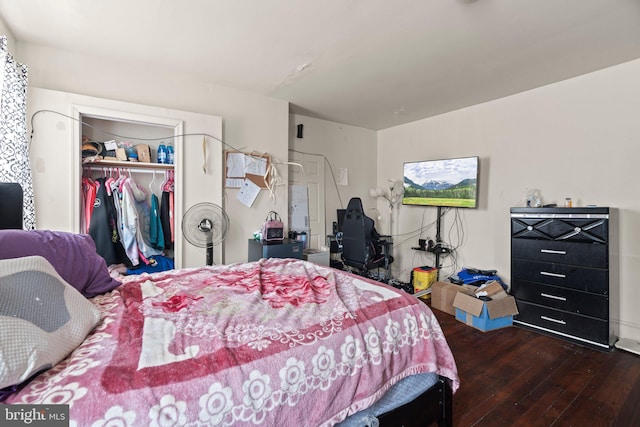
[
  {"x1": 100, "y1": 167, "x2": 114, "y2": 195},
  {"x1": 105, "y1": 168, "x2": 116, "y2": 190},
  {"x1": 160, "y1": 170, "x2": 169, "y2": 192},
  {"x1": 118, "y1": 168, "x2": 128, "y2": 192},
  {"x1": 149, "y1": 170, "x2": 158, "y2": 196},
  {"x1": 168, "y1": 170, "x2": 175, "y2": 192},
  {"x1": 161, "y1": 170, "x2": 173, "y2": 192},
  {"x1": 106, "y1": 169, "x2": 118, "y2": 195}
]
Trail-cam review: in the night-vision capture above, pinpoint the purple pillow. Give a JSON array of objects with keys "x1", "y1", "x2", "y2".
[{"x1": 0, "y1": 230, "x2": 121, "y2": 298}]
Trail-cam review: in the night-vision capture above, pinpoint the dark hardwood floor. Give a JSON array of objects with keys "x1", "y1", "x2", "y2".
[{"x1": 429, "y1": 305, "x2": 640, "y2": 427}]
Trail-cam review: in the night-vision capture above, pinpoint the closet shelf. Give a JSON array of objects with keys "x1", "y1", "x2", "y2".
[{"x1": 83, "y1": 159, "x2": 174, "y2": 171}]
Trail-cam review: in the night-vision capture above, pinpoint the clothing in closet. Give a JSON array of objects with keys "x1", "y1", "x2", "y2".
[
  {"x1": 82, "y1": 169, "x2": 174, "y2": 272},
  {"x1": 88, "y1": 177, "x2": 122, "y2": 266},
  {"x1": 120, "y1": 176, "x2": 163, "y2": 267},
  {"x1": 160, "y1": 190, "x2": 174, "y2": 250},
  {"x1": 149, "y1": 193, "x2": 165, "y2": 251},
  {"x1": 81, "y1": 177, "x2": 98, "y2": 233}
]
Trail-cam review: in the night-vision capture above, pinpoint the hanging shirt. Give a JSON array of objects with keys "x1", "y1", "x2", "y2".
[
  {"x1": 82, "y1": 177, "x2": 98, "y2": 233},
  {"x1": 108, "y1": 179, "x2": 133, "y2": 268},
  {"x1": 109, "y1": 179, "x2": 124, "y2": 243},
  {"x1": 120, "y1": 178, "x2": 143, "y2": 266},
  {"x1": 160, "y1": 190, "x2": 173, "y2": 250},
  {"x1": 149, "y1": 193, "x2": 164, "y2": 250}
]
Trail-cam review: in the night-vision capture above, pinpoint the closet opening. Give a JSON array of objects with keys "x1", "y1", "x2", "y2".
[{"x1": 72, "y1": 105, "x2": 184, "y2": 269}]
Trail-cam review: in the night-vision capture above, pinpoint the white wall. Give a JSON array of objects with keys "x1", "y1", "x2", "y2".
[
  {"x1": 17, "y1": 42, "x2": 290, "y2": 264},
  {"x1": 378, "y1": 58, "x2": 640, "y2": 341},
  {"x1": 288, "y1": 114, "x2": 378, "y2": 235},
  {"x1": 0, "y1": 22, "x2": 15, "y2": 49}
]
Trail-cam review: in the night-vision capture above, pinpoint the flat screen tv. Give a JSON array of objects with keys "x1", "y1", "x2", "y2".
[{"x1": 402, "y1": 156, "x2": 479, "y2": 208}]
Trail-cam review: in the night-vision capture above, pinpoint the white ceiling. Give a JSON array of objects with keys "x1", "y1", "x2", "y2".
[{"x1": 2, "y1": 0, "x2": 640, "y2": 130}]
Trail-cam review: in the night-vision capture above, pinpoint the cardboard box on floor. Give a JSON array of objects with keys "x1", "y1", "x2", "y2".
[
  {"x1": 452, "y1": 280, "x2": 519, "y2": 332},
  {"x1": 431, "y1": 281, "x2": 477, "y2": 316}
]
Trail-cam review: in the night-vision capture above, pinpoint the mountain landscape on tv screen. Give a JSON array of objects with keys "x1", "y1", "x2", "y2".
[
  {"x1": 402, "y1": 156, "x2": 479, "y2": 207},
  {"x1": 403, "y1": 176, "x2": 477, "y2": 191}
]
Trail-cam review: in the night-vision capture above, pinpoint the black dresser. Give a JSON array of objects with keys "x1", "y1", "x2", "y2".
[{"x1": 510, "y1": 207, "x2": 618, "y2": 350}]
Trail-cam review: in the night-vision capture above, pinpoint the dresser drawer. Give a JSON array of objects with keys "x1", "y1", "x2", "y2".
[
  {"x1": 511, "y1": 215, "x2": 608, "y2": 244},
  {"x1": 511, "y1": 238, "x2": 607, "y2": 268},
  {"x1": 511, "y1": 259, "x2": 608, "y2": 294},
  {"x1": 511, "y1": 281, "x2": 608, "y2": 319},
  {"x1": 514, "y1": 301, "x2": 609, "y2": 346}
]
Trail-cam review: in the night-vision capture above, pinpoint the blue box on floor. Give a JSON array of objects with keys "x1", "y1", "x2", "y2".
[{"x1": 453, "y1": 289, "x2": 518, "y2": 332}]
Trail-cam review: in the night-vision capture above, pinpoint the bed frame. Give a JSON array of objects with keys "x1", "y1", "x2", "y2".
[{"x1": 378, "y1": 375, "x2": 452, "y2": 427}]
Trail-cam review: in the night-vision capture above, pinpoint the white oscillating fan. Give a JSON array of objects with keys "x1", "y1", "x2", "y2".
[{"x1": 182, "y1": 202, "x2": 230, "y2": 265}]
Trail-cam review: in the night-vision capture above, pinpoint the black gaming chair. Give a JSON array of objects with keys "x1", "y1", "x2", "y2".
[
  {"x1": 0, "y1": 183, "x2": 23, "y2": 229},
  {"x1": 341, "y1": 197, "x2": 391, "y2": 278}
]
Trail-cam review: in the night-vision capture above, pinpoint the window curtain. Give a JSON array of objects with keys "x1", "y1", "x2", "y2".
[{"x1": 0, "y1": 36, "x2": 35, "y2": 229}]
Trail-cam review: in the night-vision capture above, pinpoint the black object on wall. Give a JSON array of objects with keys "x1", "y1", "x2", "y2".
[{"x1": 296, "y1": 124, "x2": 304, "y2": 139}]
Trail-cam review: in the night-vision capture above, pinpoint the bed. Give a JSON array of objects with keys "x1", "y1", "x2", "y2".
[{"x1": 0, "y1": 229, "x2": 458, "y2": 426}]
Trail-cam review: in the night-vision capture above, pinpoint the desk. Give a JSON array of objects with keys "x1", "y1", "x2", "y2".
[{"x1": 248, "y1": 239, "x2": 303, "y2": 261}]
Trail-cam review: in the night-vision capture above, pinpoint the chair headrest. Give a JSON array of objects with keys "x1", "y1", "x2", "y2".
[{"x1": 346, "y1": 197, "x2": 364, "y2": 213}]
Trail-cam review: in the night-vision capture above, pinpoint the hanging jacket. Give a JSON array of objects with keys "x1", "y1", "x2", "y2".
[{"x1": 88, "y1": 177, "x2": 119, "y2": 265}]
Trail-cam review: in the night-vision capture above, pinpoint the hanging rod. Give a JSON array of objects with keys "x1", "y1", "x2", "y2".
[
  {"x1": 83, "y1": 166, "x2": 171, "y2": 175},
  {"x1": 82, "y1": 160, "x2": 173, "y2": 175}
]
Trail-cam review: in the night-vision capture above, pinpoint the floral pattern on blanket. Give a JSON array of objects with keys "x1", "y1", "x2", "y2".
[{"x1": 6, "y1": 258, "x2": 459, "y2": 427}]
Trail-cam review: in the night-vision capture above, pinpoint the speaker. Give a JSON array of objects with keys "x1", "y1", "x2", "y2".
[{"x1": 296, "y1": 124, "x2": 304, "y2": 139}]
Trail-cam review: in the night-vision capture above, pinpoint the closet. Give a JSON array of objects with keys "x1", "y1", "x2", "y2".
[{"x1": 75, "y1": 105, "x2": 184, "y2": 270}]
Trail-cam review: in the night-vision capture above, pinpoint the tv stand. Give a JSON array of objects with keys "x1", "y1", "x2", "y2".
[
  {"x1": 411, "y1": 206, "x2": 448, "y2": 279},
  {"x1": 434, "y1": 206, "x2": 444, "y2": 279}
]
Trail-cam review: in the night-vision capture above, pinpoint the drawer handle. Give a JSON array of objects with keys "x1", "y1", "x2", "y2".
[
  {"x1": 540, "y1": 292, "x2": 567, "y2": 301},
  {"x1": 540, "y1": 249, "x2": 566, "y2": 255},
  {"x1": 540, "y1": 271, "x2": 566, "y2": 279},
  {"x1": 541, "y1": 315, "x2": 566, "y2": 325}
]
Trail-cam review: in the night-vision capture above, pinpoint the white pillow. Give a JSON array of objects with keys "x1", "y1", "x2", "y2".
[{"x1": 0, "y1": 256, "x2": 101, "y2": 389}]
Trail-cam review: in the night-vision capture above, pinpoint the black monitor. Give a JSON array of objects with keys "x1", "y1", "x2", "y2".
[
  {"x1": 0, "y1": 183, "x2": 23, "y2": 229},
  {"x1": 336, "y1": 209, "x2": 346, "y2": 232}
]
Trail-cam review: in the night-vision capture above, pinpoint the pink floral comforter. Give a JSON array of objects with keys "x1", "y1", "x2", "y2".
[{"x1": 6, "y1": 258, "x2": 459, "y2": 426}]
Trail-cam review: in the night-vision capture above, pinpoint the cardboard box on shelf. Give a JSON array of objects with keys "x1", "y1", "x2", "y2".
[
  {"x1": 452, "y1": 281, "x2": 519, "y2": 332},
  {"x1": 115, "y1": 147, "x2": 128, "y2": 161},
  {"x1": 431, "y1": 281, "x2": 476, "y2": 316},
  {"x1": 136, "y1": 144, "x2": 151, "y2": 163}
]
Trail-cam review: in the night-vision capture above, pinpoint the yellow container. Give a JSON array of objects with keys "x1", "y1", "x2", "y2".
[{"x1": 412, "y1": 266, "x2": 438, "y2": 300}]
